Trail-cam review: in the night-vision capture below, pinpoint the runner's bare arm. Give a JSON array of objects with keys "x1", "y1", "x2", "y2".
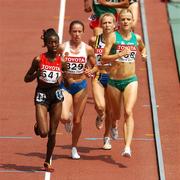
[
  {"x1": 84, "y1": 0, "x2": 92, "y2": 13},
  {"x1": 86, "y1": 45, "x2": 96, "y2": 66},
  {"x1": 84, "y1": 45, "x2": 97, "y2": 77},
  {"x1": 136, "y1": 34, "x2": 147, "y2": 61},
  {"x1": 58, "y1": 44, "x2": 67, "y2": 72},
  {"x1": 88, "y1": 36, "x2": 96, "y2": 48},
  {"x1": 101, "y1": 32, "x2": 131, "y2": 63},
  {"x1": 24, "y1": 56, "x2": 40, "y2": 82}
]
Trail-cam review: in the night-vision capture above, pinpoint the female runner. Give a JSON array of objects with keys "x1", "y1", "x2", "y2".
[
  {"x1": 24, "y1": 28, "x2": 64, "y2": 171},
  {"x1": 89, "y1": 13, "x2": 116, "y2": 150},
  {"x1": 98, "y1": 0, "x2": 139, "y2": 30},
  {"x1": 84, "y1": 0, "x2": 129, "y2": 36},
  {"x1": 59, "y1": 20, "x2": 96, "y2": 159},
  {"x1": 101, "y1": 9, "x2": 147, "y2": 157}
]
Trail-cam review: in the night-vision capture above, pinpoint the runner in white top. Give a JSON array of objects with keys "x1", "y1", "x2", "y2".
[
  {"x1": 63, "y1": 41, "x2": 87, "y2": 74},
  {"x1": 58, "y1": 20, "x2": 96, "y2": 159}
]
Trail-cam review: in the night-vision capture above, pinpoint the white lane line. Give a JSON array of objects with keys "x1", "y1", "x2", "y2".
[
  {"x1": 44, "y1": 170, "x2": 51, "y2": 180},
  {"x1": 0, "y1": 136, "x2": 32, "y2": 139},
  {"x1": 0, "y1": 170, "x2": 42, "y2": 173},
  {"x1": 44, "y1": 157, "x2": 52, "y2": 180},
  {"x1": 44, "y1": 1, "x2": 67, "y2": 180},
  {"x1": 58, "y1": 0, "x2": 66, "y2": 43},
  {"x1": 84, "y1": 137, "x2": 154, "y2": 141}
]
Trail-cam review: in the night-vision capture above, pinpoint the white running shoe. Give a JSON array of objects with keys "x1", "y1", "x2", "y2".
[
  {"x1": 71, "y1": 147, "x2": 80, "y2": 159},
  {"x1": 65, "y1": 112, "x2": 73, "y2": 133},
  {"x1": 121, "y1": 147, "x2": 131, "y2": 158},
  {"x1": 110, "y1": 127, "x2": 119, "y2": 140},
  {"x1": 103, "y1": 137, "x2": 112, "y2": 150}
]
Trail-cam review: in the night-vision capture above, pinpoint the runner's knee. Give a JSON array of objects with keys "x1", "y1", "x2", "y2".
[
  {"x1": 61, "y1": 115, "x2": 69, "y2": 122},
  {"x1": 73, "y1": 121, "x2": 81, "y2": 128},
  {"x1": 96, "y1": 104, "x2": 105, "y2": 114},
  {"x1": 40, "y1": 129, "x2": 48, "y2": 138},
  {"x1": 124, "y1": 109, "x2": 133, "y2": 119}
]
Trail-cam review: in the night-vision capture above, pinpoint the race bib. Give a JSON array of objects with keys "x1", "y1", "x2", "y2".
[
  {"x1": 40, "y1": 69, "x2": 61, "y2": 83},
  {"x1": 55, "y1": 89, "x2": 64, "y2": 102},
  {"x1": 95, "y1": 48, "x2": 111, "y2": 66},
  {"x1": 65, "y1": 56, "x2": 86, "y2": 74},
  {"x1": 95, "y1": 48, "x2": 103, "y2": 66},
  {"x1": 116, "y1": 44, "x2": 137, "y2": 63},
  {"x1": 88, "y1": 14, "x2": 98, "y2": 21},
  {"x1": 36, "y1": 92, "x2": 46, "y2": 103}
]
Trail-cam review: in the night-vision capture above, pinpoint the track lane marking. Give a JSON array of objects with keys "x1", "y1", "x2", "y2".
[
  {"x1": 84, "y1": 137, "x2": 154, "y2": 141},
  {"x1": 43, "y1": 1, "x2": 67, "y2": 180},
  {"x1": 0, "y1": 136, "x2": 32, "y2": 139},
  {"x1": 58, "y1": 0, "x2": 66, "y2": 43},
  {"x1": 140, "y1": 1, "x2": 166, "y2": 179}
]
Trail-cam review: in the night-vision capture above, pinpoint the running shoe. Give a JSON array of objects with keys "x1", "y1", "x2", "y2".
[
  {"x1": 34, "y1": 122, "x2": 40, "y2": 136},
  {"x1": 103, "y1": 137, "x2": 112, "y2": 150},
  {"x1": 43, "y1": 162, "x2": 54, "y2": 172},
  {"x1": 65, "y1": 112, "x2": 73, "y2": 133},
  {"x1": 71, "y1": 147, "x2": 80, "y2": 159},
  {"x1": 121, "y1": 147, "x2": 131, "y2": 158},
  {"x1": 96, "y1": 116, "x2": 103, "y2": 130},
  {"x1": 110, "y1": 127, "x2": 119, "y2": 140}
]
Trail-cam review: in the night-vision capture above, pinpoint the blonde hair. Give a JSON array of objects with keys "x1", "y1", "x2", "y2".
[
  {"x1": 99, "y1": 13, "x2": 116, "y2": 27},
  {"x1": 119, "y1": 8, "x2": 134, "y2": 20}
]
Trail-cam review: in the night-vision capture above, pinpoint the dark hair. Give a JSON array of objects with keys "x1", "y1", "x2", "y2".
[
  {"x1": 41, "y1": 28, "x2": 59, "y2": 47},
  {"x1": 69, "y1": 20, "x2": 85, "y2": 33}
]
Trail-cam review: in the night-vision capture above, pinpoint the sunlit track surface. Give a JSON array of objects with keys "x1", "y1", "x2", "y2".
[
  {"x1": 141, "y1": 1, "x2": 180, "y2": 180},
  {"x1": 0, "y1": 1, "x2": 179, "y2": 180},
  {"x1": 140, "y1": 0, "x2": 165, "y2": 179}
]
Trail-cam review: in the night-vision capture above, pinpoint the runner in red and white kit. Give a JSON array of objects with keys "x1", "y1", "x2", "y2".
[
  {"x1": 24, "y1": 28, "x2": 64, "y2": 172},
  {"x1": 59, "y1": 20, "x2": 96, "y2": 159}
]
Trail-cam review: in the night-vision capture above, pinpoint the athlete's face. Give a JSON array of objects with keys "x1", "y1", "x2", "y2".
[
  {"x1": 101, "y1": 16, "x2": 115, "y2": 34},
  {"x1": 47, "y1": 35, "x2": 59, "y2": 53},
  {"x1": 70, "y1": 24, "x2": 84, "y2": 43},
  {"x1": 119, "y1": 12, "x2": 133, "y2": 31}
]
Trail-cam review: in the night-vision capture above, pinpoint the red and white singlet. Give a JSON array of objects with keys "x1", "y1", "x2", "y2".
[
  {"x1": 63, "y1": 41, "x2": 87, "y2": 74},
  {"x1": 39, "y1": 53, "x2": 62, "y2": 84}
]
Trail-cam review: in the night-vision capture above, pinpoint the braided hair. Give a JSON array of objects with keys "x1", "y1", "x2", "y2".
[{"x1": 41, "y1": 28, "x2": 59, "y2": 47}]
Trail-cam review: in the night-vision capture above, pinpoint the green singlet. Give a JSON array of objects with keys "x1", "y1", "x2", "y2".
[
  {"x1": 92, "y1": 0, "x2": 117, "y2": 17},
  {"x1": 110, "y1": 31, "x2": 138, "y2": 63}
]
